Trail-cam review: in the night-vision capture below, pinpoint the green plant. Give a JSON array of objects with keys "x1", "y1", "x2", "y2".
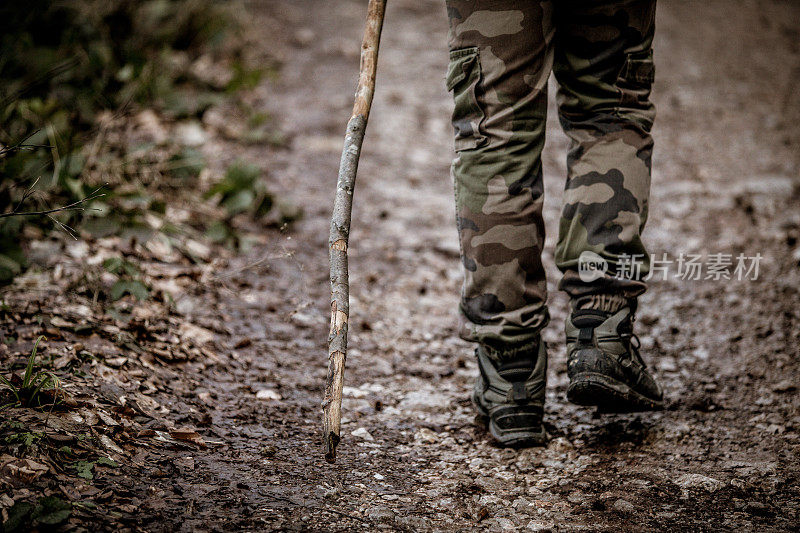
[
  {"x1": 103, "y1": 256, "x2": 150, "y2": 301},
  {"x1": 3, "y1": 496, "x2": 72, "y2": 531},
  {"x1": 205, "y1": 161, "x2": 272, "y2": 217},
  {"x1": 0, "y1": 335, "x2": 61, "y2": 409},
  {"x1": 0, "y1": 0, "x2": 243, "y2": 283},
  {"x1": 4, "y1": 430, "x2": 44, "y2": 447}
]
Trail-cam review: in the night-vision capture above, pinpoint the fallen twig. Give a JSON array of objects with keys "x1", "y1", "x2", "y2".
[
  {"x1": 0, "y1": 130, "x2": 51, "y2": 158},
  {"x1": 0, "y1": 181, "x2": 106, "y2": 219}
]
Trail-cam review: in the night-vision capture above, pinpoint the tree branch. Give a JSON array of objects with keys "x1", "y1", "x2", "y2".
[
  {"x1": 0, "y1": 130, "x2": 52, "y2": 158},
  {"x1": 0, "y1": 183, "x2": 106, "y2": 219}
]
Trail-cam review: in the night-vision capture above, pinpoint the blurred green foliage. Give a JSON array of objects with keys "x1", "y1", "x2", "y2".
[
  {"x1": 0, "y1": 0, "x2": 286, "y2": 286},
  {"x1": 205, "y1": 161, "x2": 273, "y2": 218},
  {"x1": 0, "y1": 0, "x2": 233, "y2": 142}
]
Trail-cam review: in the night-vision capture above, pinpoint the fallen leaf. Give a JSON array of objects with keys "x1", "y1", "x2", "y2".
[
  {"x1": 104, "y1": 356, "x2": 128, "y2": 368},
  {"x1": 98, "y1": 434, "x2": 124, "y2": 454},
  {"x1": 1, "y1": 455, "x2": 49, "y2": 482},
  {"x1": 178, "y1": 322, "x2": 215, "y2": 345},
  {"x1": 50, "y1": 316, "x2": 74, "y2": 329},
  {"x1": 234, "y1": 337, "x2": 252, "y2": 349},
  {"x1": 170, "y1": 428, "x2": 207, "y2": 448},
  {"x1": 96, "y1": 410, "x2": 119, "y2": 427}
]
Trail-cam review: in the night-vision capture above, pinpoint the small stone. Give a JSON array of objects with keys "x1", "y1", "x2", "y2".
[
  {"x1": 294, "y1": 28, "x2": 316, "y2": 47},
  {"x1": 398, "y1": 390, "x2": 451, "y2": 412},
  {"x1": 512, "y1": 497, "x2": 535, "y2": 513},
  {"x1": 468, "y1": 457, "x2": 484, "y2": 470},
  {"x1": 772, "y1": 380, "x2": 796, "y2": 393},
  {"x1": 175, "y1": 121, "x2": 207, "y2": 147},
  {"x1": 366, "y1": 505, "x2": 395, "y2": 523},
  {"x1": 373, "y1": 473, "x2": 385, "y2": 480},
  {"x1": 612, "y1": 498, "x2": 635, "y2": 514},
  {"x1": 566, "y1": 491, "x2": 585, "y2": 505},
  {"x1": 136, "y1": 109, "x2": 168, "y2": 144},
  {"x1": 764, "y1": 424, "x2": 785, "y2": 435},
  {"x1": 414, "y1": 427, "x2": 439, "y2": 444},
  {"x1": 526, "y1": 520, "x2": 555, "y2": 532},
  {"x1": 474, "y1": 475, "x2": 505, "y2": 492},
  {"x1": 755, "y1": 395, "x2": 774, "y2": 406},
  {"x1": 255, "y1": 389, "x2": 281, "y2": 401},
  {"x1": 492, "y1": 518, "x2": 516, "y2": 531},
  {"x1": 66, "y1": 241, "x2": 89, "y2": 259},
  {"x1": 290, "y1": 312, "x2": 317, "y2": 328},
  {"x1": 350, "y1": 427, "x2": 374, "y2": 441},
  {"x1": 547, "y1": 437, "x2": 574, "y2": 453},
  {"x1": 478, "y1": 494, "x2": 501, "y2": 506},
  {"x1": 745, "y1": 501, "x2": 770, "y2": 515},
  {"x1": 675, "y1": 473, "x2": 724, "y2": 493},
  {"x1": 343, "y1": 386, "x2": 369, "y2": 398}
]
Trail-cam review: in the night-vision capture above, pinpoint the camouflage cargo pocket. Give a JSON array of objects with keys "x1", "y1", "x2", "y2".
[
  {"x1": 446, "y1": 47, "x2": 487, "y2": 151},
  {"x1": 616, "y1": 49, "x2": 656, "y2": 116}
]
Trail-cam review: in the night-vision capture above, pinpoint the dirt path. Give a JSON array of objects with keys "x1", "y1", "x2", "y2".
[
  {"x1": 158, "y1": 1, "x2": 799, "y2": 530},
  {"x1": 4, "y1": 0, "x2": 800, "y2": 531}
]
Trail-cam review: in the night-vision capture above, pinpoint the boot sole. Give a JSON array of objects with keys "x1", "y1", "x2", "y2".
[
  {"x1": 472, "y1": 395, "x2": 547, "y2": 447},
  {"x1": 567, "y1": 372, "x2": 663, "y2": 412}
]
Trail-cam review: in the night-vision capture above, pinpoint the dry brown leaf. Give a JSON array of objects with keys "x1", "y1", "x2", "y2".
[
  {"x1": 1, "y1": 455, "x2": 49, "y2": 482},
  {"x1": 177, "y1": 322, "x2": 215, "y2": 345},
  {"x1": 169, "y1": 428, "x2": 207, "y2": 448},
  {"x1": 105, "y1": 356, "x2": 128, "y2": 368}
]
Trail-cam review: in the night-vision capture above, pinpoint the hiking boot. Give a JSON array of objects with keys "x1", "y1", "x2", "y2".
[
  {"x1": 565, "y1": 296, "x2": 663, "y2": 411},
  {"x1": 472, "y1": 338, "x2": 547, "y2": 447}
]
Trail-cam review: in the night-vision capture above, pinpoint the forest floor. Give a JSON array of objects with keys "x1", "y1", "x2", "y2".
[{"x1": 2, "y1": 0, "x2": 800, "y2": 531}]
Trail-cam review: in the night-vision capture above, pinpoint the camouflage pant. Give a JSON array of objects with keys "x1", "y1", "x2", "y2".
[{"x1": 446, "y1": 0, "x2": 656, "y2": 356}]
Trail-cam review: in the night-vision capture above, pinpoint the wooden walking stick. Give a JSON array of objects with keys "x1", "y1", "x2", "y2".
[{"x1": 323, "y1": 0, "x2": 387, "y2": 463}]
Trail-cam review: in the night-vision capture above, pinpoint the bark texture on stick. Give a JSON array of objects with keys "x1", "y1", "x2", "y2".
[{"x1": 323, "y1": 0, "x2": 386, "y2": 464}]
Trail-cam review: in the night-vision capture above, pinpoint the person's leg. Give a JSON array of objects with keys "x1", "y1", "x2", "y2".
[
  {"x1": 553, "y1": 0, "x2": 656, "y2": 298},
  {"x1": 446, "y1": 0, "x2": 554, "y2": 354},
  {"x1": 446, "y1": 0, "x2": 554, "y2": 445},
  {"x1": 553, "y1": 0, "x2": 663, "y2": 410}
]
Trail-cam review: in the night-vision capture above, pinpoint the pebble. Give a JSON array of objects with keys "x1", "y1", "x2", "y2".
[
  {"x1": 547, "y1": 437, "x2": 574, "y2": 454},
  {"x1": 175, "y1": 122, "x2": 207, "y2": 147},
  {"x1": 526, "y1": 520, "x2": 555, "y2": 532},
  {"x1": 255, "y1": 389, "x2": 281, "y2": 401},
  {"x1": 415, "y1": 427, "x2": 439, "y2": 444},
  {"x1": 512, "y1": 497, "x2": 535, "y2": 513},
  {"x1": 566, "y1": 491, "x2": 585, "y2": 505},
  {"x1": 290, "y1": 312, "x2": 317, "y2": 328},
  {"x1": 474, "y1": 476, "x2": 506, "y2": 493},
  {"x1": 613, "y1": 498, "x2": 635, "y2": 514},
  {"x1": 745, "y1": 501, "x2": 770, "y2": 515},
  {"x1": 398, "y1": 390, "x2": 451, "y2": 412},
  {"x1": 495, "y1": 518, "x2": 517, "y2": 531},
  {"x1": 772, "y1": 379, "x2": 796, "y2": 393},
  {"x1": 366, "y1": 505, "x2": 395, "y2": 524},
  {"x1": 674, "y1": 473, "x2": 724, "y2": 493},
  {"x1": 294, "y1": 28, "x2": 316, "y2": 47},
  {"x1": 350, "y1": 427, "x2": 374, "y2": 441},
  {"x1": 343, "y1": 386, "x2": 369, "y2": 398}
]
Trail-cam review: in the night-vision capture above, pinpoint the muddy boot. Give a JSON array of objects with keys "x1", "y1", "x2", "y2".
[
  {"x1": 565, "y1": 296, "x2": 663, "y2": 411},
  {"x1": 472, "y1": 339, "x2": 547, "y2": 447}
]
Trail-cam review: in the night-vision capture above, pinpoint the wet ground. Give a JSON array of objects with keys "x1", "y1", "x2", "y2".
[{"x1": 3, "y1": 0, "x2": 800, "y2": 531}]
